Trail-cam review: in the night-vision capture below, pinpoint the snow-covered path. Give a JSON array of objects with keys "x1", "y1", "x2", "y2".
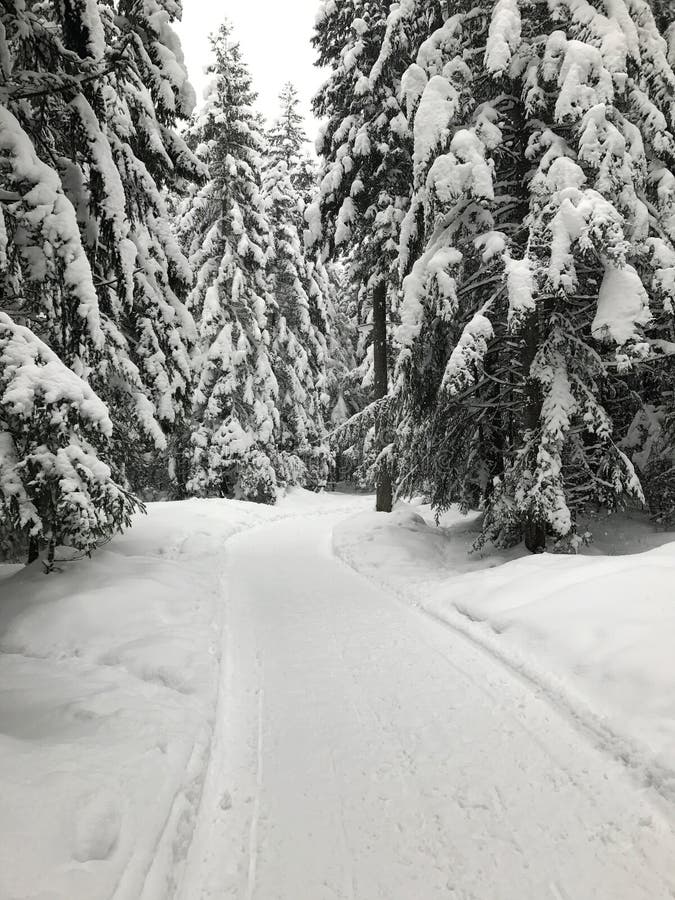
[{"x1": 178, "y1": 512, "x2": 675, "y2": 900}]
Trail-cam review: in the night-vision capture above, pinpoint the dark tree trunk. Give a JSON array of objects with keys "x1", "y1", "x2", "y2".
[
  {"x1": 522, "y1": 314, "x2": 546, "y2": 553},
  {"x1": 372, "y1": 279, "x2": 392, "y2": 513},
  {"x1": 27, "y1": 536, "x2": 39, "y2": 565}
]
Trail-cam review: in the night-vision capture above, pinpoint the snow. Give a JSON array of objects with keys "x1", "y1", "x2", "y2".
[
  {"x1": 428, "y1": 129, "x2": 495, "y2": 203},
  {"x1": 0, "y1": 106, "x2": 103, "y2": 352},
  {"x1": 335, "y1": 502, "x2": 675, "y2": 796},
  {"x1": 592, "y1": 263, "x2": 653, "y2": 345},
  {"x1": 77, "y1": 0, "x2": 106, "y2": 59},
  {"x1": 505, "y1": 254, "x2": 536, "y2": 323},
  {"x1": 441, "y1": 312, "x2": 494, "y2": 395},
  {"x1": 400, "y1": 63, "x2": 428, "y2": 117},
  {"x1": 485, "y1": 0, "x2": 521, "y2": 75},
  {"x1": 0, "y1": 314, "x2": 111, "y2": 433},
  {"x1": 412, "y1": 75, "x2": 458, "y2": 176},
  {"x1": 180, "y1": 500, "x2": 675, "y2": 899},
  {"x1": 2, "y1": 493, "x2": 675, "y2": 898},
  {"x1": 0, "y1": 492, "x2": 351, "y2": 900}
]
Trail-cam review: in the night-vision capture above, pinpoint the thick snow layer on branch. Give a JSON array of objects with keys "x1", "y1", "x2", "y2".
[
  {"x1": 75, "y1": 0, "x2": 106, "y2": 59},
  {"x1": 0, "y1": 106, "x2": 102, "y2": 348},
  {"x1": 485, "y1": 0, "x2": 521, "y2": 75},
  {"x1": 505, "y1": 255, "x2": 536, "y2": 325},
  {"x1": 400, "y1": 63, "x2": 428, "y2": 118},
  {"x1": 368, "y1": 0, "x2": 416, "y2": 89},
  {"x1": 592, "y1": 264, "x2": 652, "y2": 345},
  {"x1": 428, "y1": 130, "x2": 494, "y2": 202},
  {"x1": 475, "y1": 231, "x2": 507, "y2": 261},
  {"x1": 70, "y1": 94, "x2": 128, "y2": 242},
  {"x1": 0, "y1": 314, "x2": 112, "y2": 435},
  {"x1": 441, "y1": 313, "x2": 494, "y2": 395},
  {"x1": 416, "y1": 16, "x2": 463, "y2": 73},
  {"x1": 413, "y1": 76, "x2": 459, "y2": 177}
]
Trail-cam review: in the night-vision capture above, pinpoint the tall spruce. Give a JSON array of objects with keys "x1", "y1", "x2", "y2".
[
  {"x1": 394, "y1": 0, "x2": 675, "y2": 550},
  {"x1": 0, "y1": 0, "x2": 199, "y2": 559},
  {"x1": 263, "y1": 85, "x2": 333, "y2": 488},
  {"x1": 309, "y1": 0, "x2": 418, "y2": 511},
  {"x1": 178, "y1": 22, "x2": 281, "y2": 503},
  {"x1": 1, "y1": 0, "x2": 204, "y2": 498}
]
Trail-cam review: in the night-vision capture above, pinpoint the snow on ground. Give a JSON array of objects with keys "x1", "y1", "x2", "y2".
[
  {"x1": 174, "y1": 510, "x2": 675, "y2": 900},
  {"x1": 0, "y1": 499, "x2": 262, "y2": 900},
  {"x1": 2, "y1": 490, "x2": 675, "y2": 899},
  {"x1": 0, "y1": 491, "x2": 367, "y2": 900},
  {"x1": 334, "y1": 504, "x2": 675, "y2": 797}
]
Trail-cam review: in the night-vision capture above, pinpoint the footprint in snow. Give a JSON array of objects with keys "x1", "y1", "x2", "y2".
[{"x1": 72, "y1": 791, "x2": 121, "y2": 862}]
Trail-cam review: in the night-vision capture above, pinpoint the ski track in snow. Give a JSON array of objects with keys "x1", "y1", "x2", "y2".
[{"x1": 174, "y1": 505, "x2": 675, "y2": 900}]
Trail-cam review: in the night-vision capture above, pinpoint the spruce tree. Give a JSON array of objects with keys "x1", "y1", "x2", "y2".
[
  {"x1": 178, "y1": 22, "x2": 280, "y2": 503},
  {"x1": 0, "y1": 314, "x2": 141, "y2": 565},
  {"x1": 263, "y1": 85, "x2": 333, "y2": 488},
  {"x1": 1, "y1": 0, "x2": 204, "y2": 497},
  {"x1": 309, "y1": 0, "x2": 418, "y2": 511},
  {"x1": 394, "y1": 0, "x2": 675, "y2": 550},
  {"x1": 268, "y1": 82, "x2": 318, "y2": 201},
  {"x1": 0, "y1": 2, "x2": 165, "y2": 559}
]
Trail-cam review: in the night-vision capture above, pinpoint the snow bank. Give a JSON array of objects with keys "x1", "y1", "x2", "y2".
[
  {"x1": 445, "y1": 546, "x2": 675, "y2": 762},
  {"x1": 0, "y1": 498, "x2": 275, "y2": 900},
  {"x1": 0, "y1": 489, "x2": 369, "y2": 899},
  {"x1": 334, "y1": 504, "x2": 675, "y2": 786}
]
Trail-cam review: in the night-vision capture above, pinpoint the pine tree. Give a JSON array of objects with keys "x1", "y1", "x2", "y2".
[
  {"x1": 309, "y1": 0, "x2": 419, "y2": 511},
  {"x1": 1, "y1": 0, "x2": 203, "y2": 497},
  {"x1": 263, "y1": 85, "x2": 334, "y2": 488},
  {"x1": 267, "y1": 82, "x2": 317, "y2": 201},
  {"x1": 177, "y1": 22, "x2": 280, "y2": 503},
  {"x1": 394, "y1": 0, "x2": 675, "y2": 550},
  {"x1": 0, "y1": 313, "x2": 141, "y2": 565}
]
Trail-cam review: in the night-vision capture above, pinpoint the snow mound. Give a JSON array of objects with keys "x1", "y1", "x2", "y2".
[
  {"x1": 444, "y1": 544, "x2": 675, "y2": 764},
  {"x1": 0, "y1": 490, "x2": 368, "y2": 899},
  {"x1": 335, "y1": 503, "x2": 675, "y2": 786},
  {"x1": 0, "y1": 497, "x2": 274, "y2": 900}
]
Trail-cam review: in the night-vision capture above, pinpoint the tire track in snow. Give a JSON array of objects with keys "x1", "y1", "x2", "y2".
[
  {"x1": 178, "y1": 510, "x2": 675, "y2": 899},
  {"x1": 334, "y1": 532, "x2": 675, "y2": 814},
  {"x1": 246, "y1": 677, "x2": 265, "y2": 900}
]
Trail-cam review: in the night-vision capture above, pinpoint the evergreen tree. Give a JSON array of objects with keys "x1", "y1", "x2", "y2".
[
  {"x1": 309, "y1": 0, "x2": 418, "y2": 511},
  {"x1": 268, "y1": 82, "x2": 317, "y2": 201},
  {"x1": 0, "y1": 313, "x2": 141, "y2": 565},
  {"x1": 177, "y1": 22, "x2": 280, "y2": 503},
  {"x1": 1, "y1": 0, "x2": 204, "y2": 497},
  {"x1": 394, "y1": 0, "x2": 675, "y2": 550},
  {"x1": 263, "y1": 85, "x2": 334, "y2": 488}
]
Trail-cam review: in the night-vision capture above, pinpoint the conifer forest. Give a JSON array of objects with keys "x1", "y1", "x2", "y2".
[
  {"x1": 2, "y1": 0, "x2": 674, "y2": 561},
  {"x1": 1, "y1": 2, "x2": 675, "y2": 898}
]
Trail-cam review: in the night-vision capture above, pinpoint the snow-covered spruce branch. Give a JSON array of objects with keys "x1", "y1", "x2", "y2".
[
  {"x1": 0, "y1": 40, "x2": 134, "y2": 102},
  {"x1": 326, "y1": 397, "x2": 391, "y2": 447}
]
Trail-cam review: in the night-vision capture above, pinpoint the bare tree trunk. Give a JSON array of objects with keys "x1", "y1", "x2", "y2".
[
  {"x1": 522, "y1": 314, "x2": 546, "y2": 553},
  {"x1": 27, "y1": 536, "x2": 39, "y2": 565},
  {"x1": 373, "y1": 279, "x2": 392, "y2": 513}
]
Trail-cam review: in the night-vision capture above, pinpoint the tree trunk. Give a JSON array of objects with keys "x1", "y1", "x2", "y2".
[
  {"x1": 27, "y1": 536, "x2": 39, "y2": 565},
  {"x1": 522, "y1": 314, "x2": 546, "y2": 553},
  {"x1": 372, "y1": 279, "x2": 392, "y2": 513}
]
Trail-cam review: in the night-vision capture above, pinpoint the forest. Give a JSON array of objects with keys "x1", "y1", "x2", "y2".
[{"x1": 1, "y1": 0, "x2": 674, "y2": 565}]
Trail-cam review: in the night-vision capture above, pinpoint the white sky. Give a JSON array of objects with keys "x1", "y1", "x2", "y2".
[{"x1": 174, "y1": 1, "x2": 327, "y2": 144}]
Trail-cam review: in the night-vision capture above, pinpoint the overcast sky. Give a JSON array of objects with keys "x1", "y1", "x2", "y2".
[{"x1": 175, "y1": 1, "x2": 327, "y2": 143}]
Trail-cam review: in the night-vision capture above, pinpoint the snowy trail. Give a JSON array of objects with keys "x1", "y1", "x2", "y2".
[{"x1": 178, "y1": 512, "x2": 675, "y2": 900}]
